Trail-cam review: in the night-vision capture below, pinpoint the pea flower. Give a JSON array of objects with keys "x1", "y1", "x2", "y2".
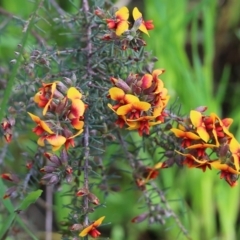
[
  {"x1": 79, "y1": 216, "x2": 105, "y2": 238},
  {"x1": 106, "y1": 6, "x2": 129, "y2": 36},
  {"x1": 34, "y1": 81, "x2": 60, "y2": 115},
  {"x1": 133, "y1": 7, "x2": 154, "y2": 36}
]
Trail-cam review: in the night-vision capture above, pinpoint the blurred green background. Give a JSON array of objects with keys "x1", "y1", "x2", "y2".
[{"x1": 0, "y1": 0, "x2": 240, "y2": 239}]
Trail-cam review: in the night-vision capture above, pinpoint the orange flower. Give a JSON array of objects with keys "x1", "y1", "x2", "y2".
[
  {"x1": 28, "y1": 112, "x2": 54, "y2": 135},
  {"x1": 106, "y1": 6, "x2": 129, "y2": 36},
  {"x1": 171, "y1": 128, "x2": 201, "y2": 147},
  {"x1": 67, "y1": 87, "x2": 86, "y2": 130},
  {"x1": 133, "y1": 7, "x2": 154, "y2": 36},
  {"x1": 116, "y1": 101, "x2": 151, "y2": 120},
  {"x1": 126, "y1": 115, "x2": 162, "y2": 136},
  {"x1": 176, "y1": 151, "x2": 212, "y2": 172},
  {"x1": 79, "y1": 216, "x2": 105, "y2": 238},
  {"x1": 210, "y1": 160, "x2": 239, "y2": 187},
  {"x1": 34, "y1": 81, "x2": 59, "y2": 115},
  {"x1": 28, "y1": 112, "x2": 66, "y2": 151}
]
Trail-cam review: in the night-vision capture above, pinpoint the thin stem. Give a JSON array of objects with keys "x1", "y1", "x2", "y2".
[
  {"x1": 0, "y1": 0, "x2": 44, "y2": 123},
  {"x1": 45, "y1": 185, "x2": 53, "y2": 240},
  {"x1": 150, "y1": 182, "x2": 192, "y2": 240},
  {"x1": 82, "y1": 0, "x2": 91, "y2": 229}
]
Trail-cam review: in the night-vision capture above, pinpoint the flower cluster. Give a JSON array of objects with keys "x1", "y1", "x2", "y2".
[
  {"x1": 171, "y1": 108, "x2": 240, "y2": 186},
  {"x1": 28, "y1": 81, "x2": 86, "y2": 151},
  {"x1": 108, "y1": 69, "x2": 169, "y2": 136},
  {"x1": 40, "y1": 149, "x2": 73, "y2": 185},
  {"x1": 95, "y1": 6, "x2": 154, "y2": 51}
]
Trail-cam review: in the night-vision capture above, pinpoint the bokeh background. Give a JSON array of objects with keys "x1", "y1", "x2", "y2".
[{"x1": 0, "y1": 0, "x2": 240, "y2": 239}]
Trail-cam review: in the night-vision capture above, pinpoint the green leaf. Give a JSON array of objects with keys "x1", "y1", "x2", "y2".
[{"x1": 17, "y1": 189, "x2": 43, "y2": 211}]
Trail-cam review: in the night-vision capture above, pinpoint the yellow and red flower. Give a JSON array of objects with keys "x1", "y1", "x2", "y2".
[
  {"x1": 28, "y1": 112, "x2": 54, "y2": 135},
  {"x1": 34, "y1": 81, "x2": 60, "y2": 115},
  {"x1": 133, "y1": 7, "x2": 154, "y2": 36},
  {"x1": 67, "y1": 87, "x2": 86, "y2": 130},
  {"x1": 79, "y1": 216, "x2": 105, "y2": 238},
  {"x1": 106, "y1": 6, "x2": 129, "y2": 36}
]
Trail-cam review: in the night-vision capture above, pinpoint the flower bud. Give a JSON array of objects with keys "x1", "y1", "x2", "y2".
[
  {"x1": 94, "y1": 8, "x2": 105, "y2": 18},
  {"x1": 1, "y1": 173, "x2": 19, "y2": 183},
  {"x1": 26, "y1": 161, "x2": 33, "y2": 170},
  {"x1": 87, "y1": 192, "x2": 100, "y2": 205},
  {"x1": 131, "y1": 212, "x2": 149, "y2": 223},
  {"x1": 65, "y1": 166, "x2": 73, "y2": 174},
  {"x1": 40, "y1": 165, "x2": 57, "y2": 173},
  {"x1": 76, "y1": 187, "x2": 89, "y2": 196},
  {"x1": 70, "y1": 223, "x2": 83, "y2": 231},
  {"x1": 195, "y1": 106, "x2": 208, "y2": 113},
  {"x1": 3, "y1": 186, "x2": 17, "y2": 199},
  {"x1": 60, "y1": 149, "x2": 68, "y2": 165},
  {"x1": 65, "y1": 174, "x2": 73, "y2": 183},
  {"x1": 10, "y1": 59, "x2": 17, "y2": 64},
  {"x1": 49, "y1": 174, "x2": 59, "y2": 185},
  {"x1": 62, "y1": 77, "x2": 72, "y2": 86},
  {"x1": 111, "y1": 78, "x2": 131, "y2": 93}
]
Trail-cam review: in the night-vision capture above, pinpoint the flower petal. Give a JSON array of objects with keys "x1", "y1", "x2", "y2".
[
  {"x1": 79, "y1": 225, "x2": 93, "y2": 237},
  {"x1": 124, "y1": 94, "x2": 139, "y2": 103},
  {"x1": 190, "y1": 110, "x2": 202, "y2": 127},
  {"x1": 141, "y1": 74, "x2": 153, "y2": 89},
  {"x1": 93, "y1": 216, "x2": 105, "y2": 227},
  {"x1": 133, "y1": 7, "x2": 142, "y2": 20},
  {"x1": 46, "y1": 135, "x2": 66, "y2": 151},
  {"x1": 116, "y1": 103, "x2": 132, "y2": 115},
  {"x1": 138, "y1": 24, "x2": 149, "y2": 36},
  {"x1": 71, "y1": 119, "x2": 84, "y2": 130},
  {"x1": 67, "y1": 87, "x2": 82, "y2": 100},
  {"x1": 109, "y1": 87, "x2": 125, "y2": 101},
  {"x1": 116, "y1": 21, "x2": 129, "y2": 36},
  {"x1": 116, "y1": 6, "x2": 129, "y2": 20},
  {"x1": 132, "y1": 101, "x2": 151, "y2": 111},
  {"x1": 28, "y1": 112, "x2": 40, "y2": 123}
]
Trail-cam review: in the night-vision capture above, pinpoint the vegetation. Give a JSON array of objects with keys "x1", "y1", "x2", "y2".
[{"x1": 0, "y1": 0, "x2": 240, "y2": 240}]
